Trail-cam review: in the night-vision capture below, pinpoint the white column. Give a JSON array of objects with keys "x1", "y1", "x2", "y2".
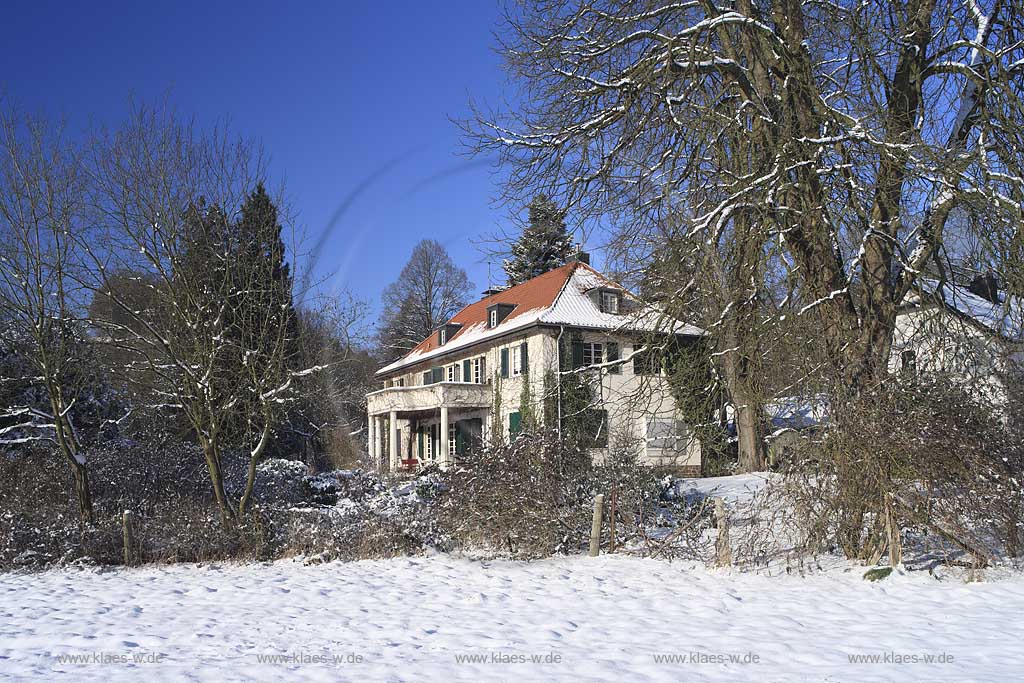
[
  {"x1": 371, "y1": 415, "x2": 381, "y2": 469},
  {"x1": 440, "y1": 406, "x2": 450, "y2": 468},
  {"x1": 367, "y1": 409, "x2": 374, "y2": 465},
  {"x1": 389, "y1": 411, "x2": 399, "y2": 471}
]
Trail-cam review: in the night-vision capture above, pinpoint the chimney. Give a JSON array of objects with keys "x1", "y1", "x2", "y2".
[
  {"x1": 570, "y1": 244, "x2": 590, "y2": 265},
  {"x1": 481, "y1": 286, "x2": 506, "y2": 299},
  {"x1": 968, "y1": 272, "x2": 1001, "y2": 304}
]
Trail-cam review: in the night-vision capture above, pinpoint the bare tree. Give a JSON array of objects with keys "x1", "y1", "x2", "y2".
[
  {"x1": 82, "y1": 105, "x2": 314, "y2": 522},
  {"x1": 468, "y1": 0, "x2": 1024, "y2": 401},
  {"x1": 467, "y1": 1, "x2": 1024, "y2": 555},
  {"x1": 0, "y1": 111, "x2": 94, "y2": 522},
  {"x1": 376, "y1": 239, "x2": 472, "y2": 360}
]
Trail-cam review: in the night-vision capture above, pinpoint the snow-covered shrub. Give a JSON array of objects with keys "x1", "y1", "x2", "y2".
[
  {"x1": 276, "y1": 469, "x2": 447, "y2": 562},
  {"x1": 440, "y1": 428, "x2": 596, "y2": 559},
  {"x1": 775, "y1": 376, "x2": 1024, "y2": 566},
  {"x1": 441, "y1": 427, "x2": 693, "y2": 559}
]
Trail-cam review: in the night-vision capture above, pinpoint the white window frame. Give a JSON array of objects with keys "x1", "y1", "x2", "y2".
[
  {"x1": 511, "y1": 345, "x2": 524, "y2": 376},
  {"x1": 472, "y1": 356, "x2": 485, "y2": 384},
  {"x1": 647, "y1": 417, "x2": 685, "y2": 450},
  {"x1": 439, "y1": 328, "x2": 447, "y2": 345},
  {"x1": 448, "y1": 424, "x2": 458, "y2": 457},
  {"x1": 446, "y1": 363, "x2": 460, "y2": 382},
  {"x1": 600, "y1": 291, "x2": 619, "y2": 314},
  {"x1": 394, "y1": 377, "x2": 404, "y2": 387},
  {"x1": 425, "y1": 426, "x2": 434, "y2": 461},
  {"x1": 489, "y1": 309, "x2": 498, "y2": 328},
  {"x1": 582, "y1": 342, "x2": 603, "y2": 368}
]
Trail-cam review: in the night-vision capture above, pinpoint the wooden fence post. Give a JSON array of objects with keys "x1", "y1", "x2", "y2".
[
  {"x1": 715, "y1": 497, "x2": 731, "y2": 567},
  {"x1": 122, "y1": 510, "x2": 136, "y2": 567},
  {"x1": 589, "y1": 494, "x2": 605, "y2": 557},
  {"x1": 609, "y1": 482, "x2": 618, "y2": 553}
]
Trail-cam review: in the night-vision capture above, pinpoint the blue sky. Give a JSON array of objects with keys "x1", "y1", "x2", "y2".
[{"x1": 1, "y1": 0, "x2": 537, "y2": 323}]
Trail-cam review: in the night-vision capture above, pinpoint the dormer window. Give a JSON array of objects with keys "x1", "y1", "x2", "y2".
[
  {"x1": 599, "y1": 290, "x2": 620, "y2": 314},
  {"x1": 439, "y1": 322, "x2": 462, "y2": 345},
  {"x1": 487, "y1": 303, "x2": 516, "y2": 328}
]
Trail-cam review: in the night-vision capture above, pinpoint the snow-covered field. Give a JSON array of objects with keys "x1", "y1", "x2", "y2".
[{"x1": 2, "y1": 553, "x2": 1022, "y2": 682}]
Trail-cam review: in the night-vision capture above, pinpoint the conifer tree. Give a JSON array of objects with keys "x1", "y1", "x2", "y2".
[{"x1": 503, "y1": 195, "x2": 575, "y2": 286}]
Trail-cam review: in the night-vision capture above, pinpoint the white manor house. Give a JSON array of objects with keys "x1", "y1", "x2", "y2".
[{"x1": 366, "y1": 260, "x2": 706, "y2": 474}]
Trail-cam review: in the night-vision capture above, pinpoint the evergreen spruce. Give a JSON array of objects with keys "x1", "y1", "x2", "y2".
[{"x1": 503, "y1": 195, "x2": 575, "y2": 286}]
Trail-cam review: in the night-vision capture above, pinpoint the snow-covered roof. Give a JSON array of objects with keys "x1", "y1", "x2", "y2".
[
  {"x1": 911, "y1": 279, "x2": 1024, "y2": 342},
  {"x1": 376, "y1": 262, "x2": 704, "y2": 376}
]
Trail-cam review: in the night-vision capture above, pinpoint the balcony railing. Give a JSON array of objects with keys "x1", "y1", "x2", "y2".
[{"x1": 367, "y1": 381, "x2": 492, "y2": 416}]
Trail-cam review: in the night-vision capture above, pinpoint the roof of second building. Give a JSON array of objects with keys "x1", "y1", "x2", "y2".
[
  {"x1": 376, "y1": 261, "x2": 704, "y2": 376},
  {"x1": 910, "y1": 278, "x2": 1024, "y2": 342}
]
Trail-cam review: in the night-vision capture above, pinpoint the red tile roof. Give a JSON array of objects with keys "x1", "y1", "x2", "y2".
[{"x1": 405, "y1": 261, "x2": 582, "y2": 358}]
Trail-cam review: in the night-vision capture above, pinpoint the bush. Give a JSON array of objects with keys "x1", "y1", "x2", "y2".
[
  {"x1": 778, "y1": 376, "x2": 1024, "y2": 565},
  {"x1": 440, "y1": 427, "x2": 671, "y2": 559},
  {"x1": 0, "y1": 438, "x2": 306, "y2": 570}
]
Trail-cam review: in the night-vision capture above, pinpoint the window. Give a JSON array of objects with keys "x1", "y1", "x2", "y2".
[
  {"x1": 394, "y1": 377, "x2": 405, "y2": 387},
  {"x1": 439, "y1": 328, "x2": 447, "y2": 345},
  {"x1": 511, "y1": 342, "x2": 528, "y2": 376},
  {"x1": 502, "y1": 344, "x2": 528, "y2": 378},
  {"x1": 633, "y1": 348, "x2": 661, "y2": 375},
  {"x1": 900, "y1": 349, "x2": 917, "y2": 376},
  {"x1": 647, "y1": 418, "x2": 686, "y2": 450},
  {"x1": 472, "y1": 356, "x2": 485, "y2": 384},
  {"x1": 582, "y1": 409, "x2": 608, "y2": 448},
  {"x1": 425, "y1": 425, "x2": 434, "y2": 461},
  {"x1": 489, "y1": 309, "x2": 498, "y2": 328},
  {"x1": 600, "y1": 291, "x2": 619, "y2": 314},
  {"x1": 606, "y1": 342, "x2": 621, "y2": 374},
  {"x1": 446, "y1": 363, "x2": 461, "y2": 382},
  {"x1": 582, "y1": 342, "x2": 603, "y2": 368},
  {"x1": 448, "y1": 424, "x2": 458, "y2": 457}
]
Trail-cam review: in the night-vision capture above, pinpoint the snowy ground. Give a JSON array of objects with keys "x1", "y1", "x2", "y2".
[{"x1": 2, "y1": 553, "x2": 1022, "y2": 682}]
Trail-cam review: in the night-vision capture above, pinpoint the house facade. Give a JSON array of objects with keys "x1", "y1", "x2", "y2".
[
  {"x1": 892, "y1": 274, "x2": 1024, "y2": 409},
  {"x1": 366, "y1": 261, "x2": 705, "y2": 474}
]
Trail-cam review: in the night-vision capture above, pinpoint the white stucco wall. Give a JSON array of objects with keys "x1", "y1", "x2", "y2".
[
  {"x1": 374, "y1": 326, "x2": 701, "y2": 470},
  {"x1": 892, "y1": 304, "x2": 1023, "y2": 411}
]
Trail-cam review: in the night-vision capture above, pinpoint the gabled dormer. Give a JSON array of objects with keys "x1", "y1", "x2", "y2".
[
  {"x1": 595, "y1": 287, "x2": 622, "y2": 314},
  {"x1": 438, "y1": 322, "x2": 462, "y2": 346},
  {"x1": 486, "y1": 302, "x2": 517, "y2": 329}
]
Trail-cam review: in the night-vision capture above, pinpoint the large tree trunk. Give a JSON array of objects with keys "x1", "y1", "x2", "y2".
[
  {"x1": 718, "y1": 317, "x2": 766, "y2": 473},
  {"x1": 733, "y1": 390, "x2": 766, "y2": 473}
]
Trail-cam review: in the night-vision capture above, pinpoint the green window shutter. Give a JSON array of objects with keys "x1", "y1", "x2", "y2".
[
  {"x1": 423, "y1": 371, "x2": 431, "y2": 385},
  {"x1": 607, "y1": 342, "x2": 620, "y2": 374},
  {"x1": 500, "y1": 347, "x2": 509, "y2": 378},
  {"x1": 520, "y1": 342, "x2": 528, "y2": 374},
  {"x1": 509, "y1": 411, "x2": 522, "y2": 435},
  {"x1": 463, "y1": 359, "x2": 471, "y2": 382},
  {"x1": 571, "y1": 339, "x2": 585, "y2": 369},
  {"x1": 432, "y1": 367, "x2": 444, "y2": 383}
]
